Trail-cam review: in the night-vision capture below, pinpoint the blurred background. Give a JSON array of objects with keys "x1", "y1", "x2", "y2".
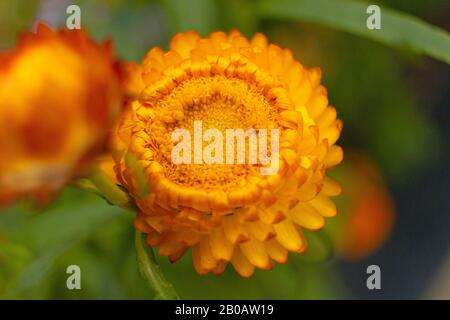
[{"x1": 0, "y1": 0, "x2": 449, "y2": 299}]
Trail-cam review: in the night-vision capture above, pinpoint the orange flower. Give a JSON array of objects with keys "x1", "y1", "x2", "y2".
[
  {"x1": 334, "y1": 153, "x2": 395, "y2": 260},
  {"x1": 0, "y1": 23, "x2": 122, "y2": 205},
  {"x1": 114, "y1": 30, "x2": 343, "y2": 277}
]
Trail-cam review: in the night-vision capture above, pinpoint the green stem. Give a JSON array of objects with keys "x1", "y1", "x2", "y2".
[{"x1": 134, "y1": 230, "x2": 180, "y2": 300}]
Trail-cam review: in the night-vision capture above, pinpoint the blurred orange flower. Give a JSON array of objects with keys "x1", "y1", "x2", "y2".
[
  {"x1": 0, "y1": 23, "x2": 122, "y2": 205},
  {"x1": 113, "y1": 30, "x2": 343, "y2": 277},
  {"x1": 334, "y1": 153, "x2": 395, "y2": 260}
]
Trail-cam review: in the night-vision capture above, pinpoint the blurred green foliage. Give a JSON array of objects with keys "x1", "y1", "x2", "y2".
[
  {"x1": 0, "y1": 188, "x2": 346, "y2": 299},
  {"x1": 0, "y1": 0, "x2": 448, "y2": 299}
]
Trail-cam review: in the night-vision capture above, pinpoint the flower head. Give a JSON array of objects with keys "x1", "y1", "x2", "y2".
[
  {"x1": 115, "y1": 30, "x2": 343, "y2": 277},
  {"x1": 0, "y1": 23, "x2": 122, "y2": 205}
]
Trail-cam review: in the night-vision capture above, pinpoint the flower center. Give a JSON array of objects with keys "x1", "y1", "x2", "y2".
[{"x1": 144, "y1": 76, "x2": 277, "y2": 190}]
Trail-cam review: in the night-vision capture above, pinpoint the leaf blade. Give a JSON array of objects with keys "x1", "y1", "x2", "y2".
[{"x1": 259, "y1": 0, "x2": 450, "y2": 64}]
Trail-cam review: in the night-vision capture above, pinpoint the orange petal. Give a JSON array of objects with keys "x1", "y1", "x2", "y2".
[
  {"x1": 273, "y1": 219, "x2": 306, "y2": 252},
  {"x1": 258, "y1": 207, "x2": 285, "y2": 224},
  {"x1": 168, "y1": 246, "x2": 188, "y2": 263},
  {"x1": 169, "y1": 31, "x2": 200, "y2": 59},
  {"x1": 223, "y1": 216, "x2": 249, "y2": 244},
  {"x1": 264, "y1": 239, "x2": 288, "y2": 264},
  {"x1": 251, "y1": 33, "x2": 268, "y2": 48},
  {"x1": 209, "y1": 228, "x2": 234, "y2": 261},
  {"x1": 324, "y1": 145, "x2": 343, "y2": 168},
  {"x1": 192, "y1": 244, "x2": 207, "y2": 275},
  {"x1": 212, "y1": 260, "x2": 228, "y2": 275},
  {"x1": 310, "y1": 193, "x2": 337, "y2": 217},
  {"x1": 316, "y1": 106, "x2": 337, "y2": 129},
  {"x1": 240, "y1": 238, "x2": 271, "y2": 270},
  {"x1": 247, "y1": 221, "x2": 276, "y2": 241},
  {"x1": 231, "y1": 247, "x2": 255, "y2": 278},
  {"x1": 289, "y1": 203, "x2": 325, "y2": 230},
  {"x1": 322, "y1": 176, "x2": 342, "y2": 196},
  {"x1": 158, "y1": 239, "x2": 184, "y2": 256}
]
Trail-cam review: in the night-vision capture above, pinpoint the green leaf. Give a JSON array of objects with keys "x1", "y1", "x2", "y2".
[
  {"x1": 12, "y1": 190, "x2": 125, "y2": 254},
  {"x1": 158, "y1": 0, "x2": 220, "y2": 35},
  {"x1": 216, "y1": 0, "x2": 260, "y2": 36},
  {"x1": 3, "y1": 188, "x2": 128, "y2": 296},
  {"x1": 259, "y1": 0, "x2": 450, "y2": 64},
  {"x1": 0, "y1": 241, "x2": 31, "y2": 294}
]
